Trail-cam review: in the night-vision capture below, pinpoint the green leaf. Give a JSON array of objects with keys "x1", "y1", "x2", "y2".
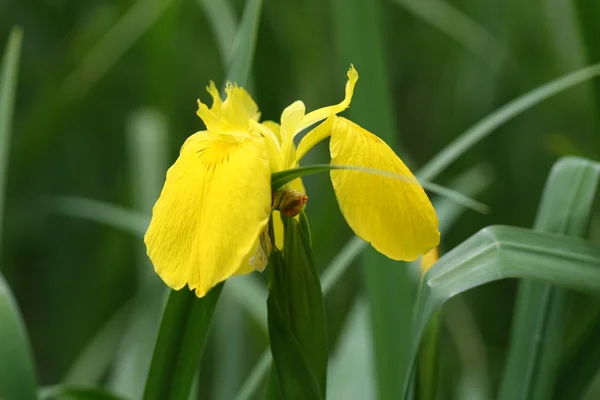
[
  {"x1": 233, "y1": 349, "x2": 272, "y2": 400},
  {"x1": 417, "y1": 63, "x2": 600, "y2": 182},
  {"x1": 402, "y1": 225, "x2": 600, "y2": 399},
  {"x1": 417, "y1": 311, "x2": 441, "y2": 400},
  {"x1": 327, "y1": 300, "x2": 376, "y2": 400},
  {"x1": 0, "y1": 26, "x2": 22, "y2": 255},
  {"x1": 225, "y1": 0, "x2": 262, "y2": 85},
  {"x1": 0, "y1": 273, "x2": 37, "y2": 400},
  {"x1": 391, "y1": 0, "x2": 505, "y2": 68},
  {"x1": 233, "y1": 164, "x2": 493, "y2": 400},
  {"x1": 63, "y1": 303, "x2": 132, "y2": 385},
  {"x1": 199, "y1": 0, "x2": 237, "y2": 62},
  {"x1": 555, "y1": 300, "x2": 600, "y2": 398},
  {"x1": 266, "y1": 217, "x2": 328, "y2": 399},
  {"x1": 573, "y1": 0, "x2": 600, "y2": 104},
  {"x1": 0, "y1": 27, "x2": 37, "y2": 400},
  {"x1": 143, "y1": 285, "x2": 223, "y2": 400},
  {"x1": 39, "y1": 385, "x2": 127, "y2": 400},
  {"x1": 109, "y1": 108, "x2": 169, "y2": 398},
  {"x1": 271, "y1": 164, "x2": 489, "y2": 214},
  {"x1": 499, "y1": 157, "x2": 600, "y2": 400}
]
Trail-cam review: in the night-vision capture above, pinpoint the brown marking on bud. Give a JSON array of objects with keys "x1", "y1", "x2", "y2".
[
  {"x1": 273, "y1": 188, "x2": 308, "y2": 217},
  {"x1": 281, "y1": 194, "x2": 308, "y2": 217}
]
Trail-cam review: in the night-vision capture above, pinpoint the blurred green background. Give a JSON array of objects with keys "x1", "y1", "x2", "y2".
[{"x1": 2, "y1": 0, "x2": 600, "y2": 398}]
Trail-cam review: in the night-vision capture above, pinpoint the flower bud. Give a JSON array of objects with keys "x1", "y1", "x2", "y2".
[{"x1": 272, "y1": 187, "x2": 308, "y2": 217}]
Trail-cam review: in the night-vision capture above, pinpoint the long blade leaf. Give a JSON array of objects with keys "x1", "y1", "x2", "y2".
[
  {"x1": 0, "y1": 27, "x2": 22, "y2": 257},
  {"x1": 499, "y1": 157, "x2": 600, "y2": 400},
  {"x1": 402, "y1": 225, "x2": 600, "y2": 398},
  {"x1": 272, "y1": 164, "x2": 489, "y2": 214},
  {"x1": 0, "y1": 27, "x2": 37, "y2": 400}
]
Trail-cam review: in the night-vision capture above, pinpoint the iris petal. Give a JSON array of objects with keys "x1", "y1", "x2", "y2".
[
  {"x1": 295, "y1": 116, "x2": 334, "y2": 163},
  {"x1": 196, "y1": 83, "x2": 259, "y2": 134},
  {"x1": 144, "y1": 132, "x2": 272, "y2": 297},
  {"x1": 297, "y1": 65, "x2": 358, "y2": 133},
  {"x1": 329, "y1": 117, "x2": 440, "y2": 261}
]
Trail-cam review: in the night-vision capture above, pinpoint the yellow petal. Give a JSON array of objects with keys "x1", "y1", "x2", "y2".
[
  {"x1": 262, "y1": 120, "x2": 282, "y2": 142},
  {"x1": 144, "y1": 132, "x2": 272, "y2": 297},
  {"x1": 197, "y1": 82, "x2": 259, "y2": 135},
  {"x1": 250, "y1": 120, "x2": 284, "y2": 172},
  {"x1": 297, "y1": 65, "x2": 358, "y2": 133},
  {"x1": 420, "y1": 247, "x2": 439, "y2": 274},
  {"x1": 280, "y1": 101, "x2": 306, "y2": 167},
  {"x1": 295, "y1": 116, "x2": 334, "y2": 163},
  {"x1": 329, "y1": 117, "x2": 440, "y2": 261}
]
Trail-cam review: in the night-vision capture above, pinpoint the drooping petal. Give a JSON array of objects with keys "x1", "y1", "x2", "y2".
[
  {"x1": 144, "y1": 132, "x2": 272, "y2": 297},
  {"x1": 297, "y1": 65, "x2": 358, "y2": 134},
  {"x1": 329, "y1": 117, "x2": 440, "y2": 261}
]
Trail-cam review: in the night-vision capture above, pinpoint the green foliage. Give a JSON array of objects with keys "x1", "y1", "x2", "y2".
[
  {"x1": 499, "y1": 157, "x2": 600, "y2": 400},
  {"x1": 267, "y1": 217, "x2": 327, "y2": 399},
  {"x1": 143, "y1": 285, "x2": 223, "y2": 400},
  {"x1": 3, "y1": 1, "x2": 600, "y2": 400},
  {"x1": 404, "y1": 224, "x2": 600, "y2": 398},
  {"x1": 0, "y1": 273, "x2": 37, "y2": 400}
]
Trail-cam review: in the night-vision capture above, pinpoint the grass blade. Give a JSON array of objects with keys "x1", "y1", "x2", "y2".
[
  {"x1": 403, "y1": 225, "x2": 600, "y2": 398},
  {"x1": 417, "y1": 63, "x2": 600, "y2": 182},
  {"x1": 556, "y1": 304, "x2": 600, "y2": 398},
  {"x1": 327, "y1": 300, "x2": 376, "y2": 400},
  {"x1": 61, "y1": 0, "x2": 177, "y2": 104},
  {"x1": 199, "y1": 0, "x2": 237, "y2": 63},
  {"x1": 391, "y1": 0, "x2": 505, "y2": 68},
  {"x1": 0, "y1": 27, "x2": 36, "y2": 400},
  {"x1": 225, "y1": 0, "x2": 263, "y2": 85},
  {"x1": 272, "y1": 164, "x2": 488, "y2": 214},
  {"x1": 573, "y1": 0, "x2": 600, "y2": 103},
  {"x1": 499, "y1": 157, "x2": 600, "y2": 400},
  {"x1": 109, "y1": 109, "x2": 169, "y2": 398},
  {"x1": 0, "y1": 27, "x2": 22, "y2": 258},
  {"x1": 143, "y1": 285, "x2": 223, "y2": 400},
  {"x1": 0, "y1": 273, "x2": 37, "y2": 400},
  {"x1": 63, "y1": 303, "x2": 132, "y2": 385},
  {"x1": 39, "y1": 385, "x2": 127, "y2": 400}
]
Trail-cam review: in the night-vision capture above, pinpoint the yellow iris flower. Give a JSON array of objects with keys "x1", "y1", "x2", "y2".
[{"x1": 144, "y1": 66, "x2": 440, "y2": 297}]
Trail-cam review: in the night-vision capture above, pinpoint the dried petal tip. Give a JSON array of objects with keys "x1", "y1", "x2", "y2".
[{"x1": 273, "y1": 188, "x2": 308, "y2": 217}]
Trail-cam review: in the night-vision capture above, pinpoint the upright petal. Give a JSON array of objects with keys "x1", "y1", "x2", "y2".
[
  {"x1": 280, "y1": 101, "x2": 306, "y2": 167},
  {"x1": 144, "y1": 132, "x2": 272, "y2": 297},
  {"x1": 329, "y1": 117, "x2": 440, "y2": 261},
  {"x1": 197, "y1": 82, "x2": 259, "y2": 135},
  {"x1": 297, "y1": 65, "x2": 358, "y2": 133},
  {"x1": 295, "y1": 116, "x2": 334, "y2": 163}
]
